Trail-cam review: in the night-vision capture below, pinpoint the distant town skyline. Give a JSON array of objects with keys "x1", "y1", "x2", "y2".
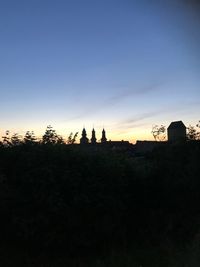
[{"x1": 0, "y1": 0, "x2": 199, "y2": 142}]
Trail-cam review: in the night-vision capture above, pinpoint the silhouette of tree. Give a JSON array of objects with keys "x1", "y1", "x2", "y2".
[
  {"x1": 187, "y1": 125, "x2": 197, "y2": 140},
  {"x1": 56, "y1": 135, "x2": 65, "y2": 144},
  {"x1": 187, "y1": 122, "x2": 200, "y2": 140},
  {"x1": 24, "y1": 131, "x2": 37, "y2": 145},
  {"x1": 151, "y1": 125, "x2": 166, "y2": 141},
  {"x1": 196, "y1": 121, "x2": 200, "y2": 138},
  {"x1": 2, "y1": 130, "x2": 11, "y2": 147},
  {"x1": 67, "y1": 132, "x2": 78, "y2": 144},
  {"x1": 42, "y1": 125, "x2": 64, "y2": 144},
  {"x1": 11, "y1": 133, "x2": 22, "y2": 146}
]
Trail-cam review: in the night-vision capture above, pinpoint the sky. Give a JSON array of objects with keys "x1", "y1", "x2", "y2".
[{"x1": 0, "y1": 0, "x2": 200, "y2": 143}]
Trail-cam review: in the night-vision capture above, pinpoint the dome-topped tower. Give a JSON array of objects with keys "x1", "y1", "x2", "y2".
[
  {"x1": 80, "y1": 128, "x2": 89, "y2": 144},
  {"x1": 91, "y1": 128, "x2": 97, "y2": 144},
  {"x1": 101, "y1": 128, "x2": 107, "y2": 143}
]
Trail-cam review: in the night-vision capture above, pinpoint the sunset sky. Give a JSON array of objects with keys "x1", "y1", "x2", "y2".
[{"x1": 0, "y1": 0, "x2": 199, "y2": 143}]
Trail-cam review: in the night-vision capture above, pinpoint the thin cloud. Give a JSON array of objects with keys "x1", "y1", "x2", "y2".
[
  {"x1": 114, "y1": 122, "x2": 148, "y2": 133},
  {"x1": 114, "y1": 99, "x2": 200, "y2": 130},
  {"x1": 66, "y1": 82, "x2": 163, "y2": 121},
  {"x1": 106, "y1": 82, "x2": 162, "y2": 106},
  {"x1": 121, "y1": 111, "x2": 160, "y2": 125}
]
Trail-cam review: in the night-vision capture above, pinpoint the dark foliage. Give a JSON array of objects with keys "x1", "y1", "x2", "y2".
[{"x1": 0, "y1": 141, "x2": 200, "y2": 265}]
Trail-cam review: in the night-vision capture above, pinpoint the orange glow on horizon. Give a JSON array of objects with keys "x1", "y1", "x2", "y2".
[{"x1": 0, "y1": 124, "x2": 155, "y2": 144}]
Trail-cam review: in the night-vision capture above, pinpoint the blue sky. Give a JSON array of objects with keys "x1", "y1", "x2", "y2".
[{"x1": 0, "y1": 0, "x2": 199, "y2": 142}]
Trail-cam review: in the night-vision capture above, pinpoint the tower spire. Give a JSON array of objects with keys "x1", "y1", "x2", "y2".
[
  {"x1": 80, "y1": 127, "x2": 89, "y2": 144},
  {"x1": 101, "y1": 128, "x2": 107, "y2": 143},
  {"x1": 91, "y1": 128, "x2": 97, "y2": 144}
]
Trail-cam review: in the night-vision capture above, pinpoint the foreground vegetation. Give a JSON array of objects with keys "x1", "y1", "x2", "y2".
[{"x1": 0, "y1": 140, "x2": 200, "y2": 266}]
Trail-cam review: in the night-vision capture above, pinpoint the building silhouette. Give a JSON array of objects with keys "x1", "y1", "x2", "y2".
[
  {"x1": 80, "y1": 128, "x2": 89, "y2": 144},
  {"x1": 79, "y1": 120, "x2": 188, "y2": 153},
  {"x1": 135, "y1": 120, "x2": 187, "y2": 153},
  {"x1": 167, "y1": 121, "x2": 186, "y2": 142},
  {"x1": 79, "y1": 128, "x2": 133, "y2": 151},
  {"x1": 80, "y1": 128, "x2": 108, "y2": 145},
  {"x1": 91, "y1": 128, "x2": 97, "y2": 144},
  {"x1": 101, "y1": 128, "x2": 107, "y2": 143}
]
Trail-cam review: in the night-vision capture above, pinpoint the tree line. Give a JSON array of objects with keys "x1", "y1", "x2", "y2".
[
  {"x1": 0, "y1": 135, "x2": 200, "y2": 266},
  {"x1": 0, "y1": 125, "x2": 78, "y2": 146}
]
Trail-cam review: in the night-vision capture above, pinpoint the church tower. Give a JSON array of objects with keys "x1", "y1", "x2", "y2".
[
  {"x1": 101, "y1": 128, "x2": 107, "y2": 143},
  {"x1": 91, "y1": 128, "x2": 97, "y2": 144},
  {"x1": 80, "y1": 128, "x2": 89, "y2": 144}
]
